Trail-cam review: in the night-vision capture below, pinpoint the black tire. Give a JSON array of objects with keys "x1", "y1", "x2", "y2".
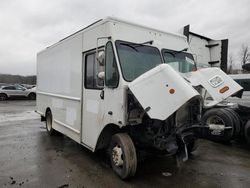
[
  {"x1": 109, "y1": 133, "x2": 137, "y2": 179},
  {"x1": 0, "y1": 93, "x2": 8, "y2": 101},
  {"x1": 187, "y1": 140, "x2": 198, "y2": 154},
  {"x1": 28, "y1": 93, "x2": 36, "y2": 100},
  {"x1": 223, "y1": 108, "x2": 242, "y2": 138},
  {"x1": 46, "y1": 110, "x2": 57, "y2": 136},
  {"x1": 202, "y1": 108, "x2": 234, "y2": 142},
  {"x1": 244, "y1": 120, "x2": 250, "y2": 145}
]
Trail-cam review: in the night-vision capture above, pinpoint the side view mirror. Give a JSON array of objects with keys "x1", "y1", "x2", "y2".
[
  {"x1": 98, "y1": 71, "x2": 105, "y2": 80},
  {"x1": 97, "y1": 51, "x2": 105, "y2": 66}
]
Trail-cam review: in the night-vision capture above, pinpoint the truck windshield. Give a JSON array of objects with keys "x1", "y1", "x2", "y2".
[
  {"x1": 115, "y1": 41, "x2": 162, "y2": 81},
  {"x1": 162, "y1": 49, "x2": 195, "y2": 73}
]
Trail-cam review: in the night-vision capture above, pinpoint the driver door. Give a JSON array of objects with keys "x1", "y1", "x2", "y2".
[{"x1": 81, "y1": 49, "x2": 105, "y2": 149}]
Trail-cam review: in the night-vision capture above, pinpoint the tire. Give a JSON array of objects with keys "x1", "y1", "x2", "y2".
[
  {"x1": 202, "y1": 108, "x2": 234, "y2": 142},
  {"x1": 45, "y1": 110, "x2": 57, "y2": 136},
  {"x1": 0, "y1": 93, "x2": 8, "y2": 101},
  {"x1": 244, "y1": 120, "x2": 250, "y2": 145},
  {"x1": 223, "y1": 108, "x2": 242, "y2": 138},
  {"x1": 28, "y1": 93, "x2": 36, "y2": 100},
  {"x1": 187, "y1": 140, "x2": 198, "y2": 154},
  {"x1": 109, "y1": 133, "x2": 137, "y2": 179}
]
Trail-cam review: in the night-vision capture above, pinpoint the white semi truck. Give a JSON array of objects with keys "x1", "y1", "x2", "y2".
[
  {"x1": 181, "y1": 26, "x2": 250, "y2": 143},
  {"x1": 36, "y1": 17, "x2": 242, "y2": 179}
]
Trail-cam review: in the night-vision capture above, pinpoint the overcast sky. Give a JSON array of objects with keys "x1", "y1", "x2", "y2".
[{"x1": 0, "y1": 0, "x2": 249, "y2": 75}]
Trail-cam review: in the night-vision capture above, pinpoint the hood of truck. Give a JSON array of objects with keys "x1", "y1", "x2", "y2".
[
  {"x1": 182, "y1": 67, "x2": 243, "y2": 107},
  {"x1": 128, "y1": 64, "x2": 200, "y2": 121}
]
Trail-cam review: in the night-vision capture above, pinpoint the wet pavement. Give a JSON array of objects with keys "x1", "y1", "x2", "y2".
[{"x1": 1, "y1": 101, "x2": 250, "y2": 188}]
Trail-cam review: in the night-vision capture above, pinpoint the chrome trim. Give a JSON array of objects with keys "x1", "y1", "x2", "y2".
[
  {"x1": 54, "y1": 119, "x2": 80, "y2": 134},
  {"x1": 37, "y1": 91, "x2": 81, "y2": 101}
]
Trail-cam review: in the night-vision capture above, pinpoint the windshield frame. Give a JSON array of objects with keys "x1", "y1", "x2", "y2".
[
  {"x1": 161, "y1": 48, "x2": 197, "y2": 73},
  {"x1": 115, "y1": 40, "x2": 163, "y2": 82}
]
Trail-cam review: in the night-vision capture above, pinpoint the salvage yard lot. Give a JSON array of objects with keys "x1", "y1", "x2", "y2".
[{"x1": 1, "y1": 101, "x2": 250, "y2": 188}]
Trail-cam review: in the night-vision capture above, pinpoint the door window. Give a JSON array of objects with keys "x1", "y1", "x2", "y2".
[
  {"x1": 85, "y1": 51, "x2": 104, "y2": 89},
  {"x1": 105, "y1": 42, "x2": 119, "y2": 88},
  {"x1": 2, "y1": 86, "x2": 15, "y2": 90}
]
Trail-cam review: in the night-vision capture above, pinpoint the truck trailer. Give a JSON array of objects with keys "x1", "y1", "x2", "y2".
[{"x1": 36, "y1": 17, "x2": 242, "y2": 179}]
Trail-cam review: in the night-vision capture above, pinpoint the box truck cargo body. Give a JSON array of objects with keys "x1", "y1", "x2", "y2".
[{"x1": 36, "y1": 17, "x2": 241, "y2": 179}]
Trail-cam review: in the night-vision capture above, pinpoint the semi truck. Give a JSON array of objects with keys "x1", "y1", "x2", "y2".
[
  {"x1": 36, "y1": 17, "x2": 242, "y2": 179},
  {"x1": 182, "y1": 25, "x2": 250, "y2": 143}
]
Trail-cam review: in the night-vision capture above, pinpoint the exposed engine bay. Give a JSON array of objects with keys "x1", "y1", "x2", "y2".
[{"x1": 127, "y1": 91, "x2": 201, "y2": 156}]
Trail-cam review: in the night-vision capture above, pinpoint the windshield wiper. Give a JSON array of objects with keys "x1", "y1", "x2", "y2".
[
  {"x1": 119, "y1": 40, "x2": 154, "y2": 51},
  {"x1": 133, "y1": 40, "x2": 154, "y2": 48},
  {"x1": 163, "y1": 48, "x2": 188, "y2": 58},
  {"x1": 119, "y1": 43, "x2": 138, "y2": 52},
  {"x1": 174, "y1": 48, "x2": 188, "y2": 54}
]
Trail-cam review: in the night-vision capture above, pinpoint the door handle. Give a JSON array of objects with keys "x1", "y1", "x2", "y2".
[{"x1": 100, "y1": 90, "x2": 104, "y2": 100}]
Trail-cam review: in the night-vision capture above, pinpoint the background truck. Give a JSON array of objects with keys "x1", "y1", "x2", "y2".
[
  {"x1": 181, "y1": 25, "x2": 250, "y2": 143},
  {"x1": 36, "y1": 17, "x2": 241, "y2": 179}
]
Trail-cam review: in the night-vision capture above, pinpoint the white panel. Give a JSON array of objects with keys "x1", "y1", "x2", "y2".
[
  {"x1": 107, "y1": 21, "x2": 188, "y2": 52},
  {"x1": 66, "y1": 107, "x2": 77, "y2": 126},
  {"x1": 183, "y1": 67, "x2": 243, "y2": 107},
  {"x1": 128, "y1": 64, "x2": 200, "y2": 120},
  {"x1": 52, "y1": 98, "x2": 63, "y2": 108},
  {"x1": 37, "y1": 34, "x2": 82, "y2": 97},
  {"x1": 86, "y1": 99, "x2": 99, "y2": 114}
]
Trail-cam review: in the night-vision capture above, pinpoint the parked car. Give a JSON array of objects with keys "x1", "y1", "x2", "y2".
[
  {"x1": 20, "y1": 84, "x2": 36, "y2": 89},
  {"x1": 0, "y1": 84, "x2": 36, "y2": 101}
]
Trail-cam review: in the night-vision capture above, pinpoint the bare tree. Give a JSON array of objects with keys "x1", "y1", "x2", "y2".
[
  {"x1": 228, "y1": 54, "x2": 233, "y2": 74},
  {"x1": 240, "y1": 44, "x2": 250, "y2": 65}
]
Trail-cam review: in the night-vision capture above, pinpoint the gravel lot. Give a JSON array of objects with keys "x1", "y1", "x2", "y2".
[{"x1": 1, "y1": 100, "x2": 250, "y2": 188}]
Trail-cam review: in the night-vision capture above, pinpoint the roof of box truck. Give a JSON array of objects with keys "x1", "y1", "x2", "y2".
[{"x1": 42, "y1": 17, "x2": 186, "y2": 51}]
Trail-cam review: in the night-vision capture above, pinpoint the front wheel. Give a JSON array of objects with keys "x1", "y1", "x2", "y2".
[
  {"x1": 109, "y1": 133, "x2": 137, "y2": 179},
  {"x1": 0, "y1": 93, "x2": 8, "y2": 101},
  {"x1": 244, "y1": 120, "x2": 250, "y2": 145},
  {"x1": 202, "y1": 108, "x2": 234, "y2": 142},
  {"x1": 187, "y1": 140, "x2": 198, "y2": 154}
]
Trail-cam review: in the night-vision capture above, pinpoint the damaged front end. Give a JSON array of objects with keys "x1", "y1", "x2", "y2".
[{"x1": 127, "y1": 64, "x2": 204, "y2": 161}]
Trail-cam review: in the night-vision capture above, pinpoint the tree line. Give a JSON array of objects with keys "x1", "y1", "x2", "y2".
[
  {"x1": 228, "y1": 44, "x2": 250, "y2": 74},
  {"x1": 0, "y1": 74, "x2": 36, "y2": 85}
]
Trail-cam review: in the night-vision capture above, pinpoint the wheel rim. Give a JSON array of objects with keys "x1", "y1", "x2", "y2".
[
  {"x1": 112, "y1": 145, "x2": 124, "y2": 167},
  {"x1": 0, "y1": 95, "x2": 6, "y2": 100},
  {"x1": 206, "y1": 115, "x2": 226, "y2": 136},
  {"x1": 46, "y1": 113, "x2": 52, "y2": 131}
]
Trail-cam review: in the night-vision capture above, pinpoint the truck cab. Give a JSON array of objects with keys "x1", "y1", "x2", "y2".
[{"x1": 36, "y1": 17, "x2": 242, "y2": 179}]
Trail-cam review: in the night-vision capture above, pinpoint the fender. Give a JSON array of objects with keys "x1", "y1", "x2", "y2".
[{"x1": 128, "y1": 64, "x2": 200, "y2": 120}]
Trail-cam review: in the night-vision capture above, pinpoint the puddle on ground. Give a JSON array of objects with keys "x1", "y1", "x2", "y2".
[{"x1": 0, "y1": 111, "x2": 39, "y2": 124}]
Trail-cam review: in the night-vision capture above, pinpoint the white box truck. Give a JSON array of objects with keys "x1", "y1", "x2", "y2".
[{"x1": 36, "y1": 17, "x2": 242, "y2": 179}]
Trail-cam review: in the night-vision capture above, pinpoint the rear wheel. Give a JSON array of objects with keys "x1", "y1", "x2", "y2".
[
  {"x1": 223, "y1": 108, "x2": 242, "y2": 138},
  {"x1": 109, "y1": 133, "x2": 137, "y2": 179},
  {"x1": 28, "y1": 93, "x2": 36, "y2": 100},
  {"x1": 0, "y1": 93, "x2": 7, "y2": 101},
  {"x1": 46, "y1": 110, "x2": 57, "y2": 135}
]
